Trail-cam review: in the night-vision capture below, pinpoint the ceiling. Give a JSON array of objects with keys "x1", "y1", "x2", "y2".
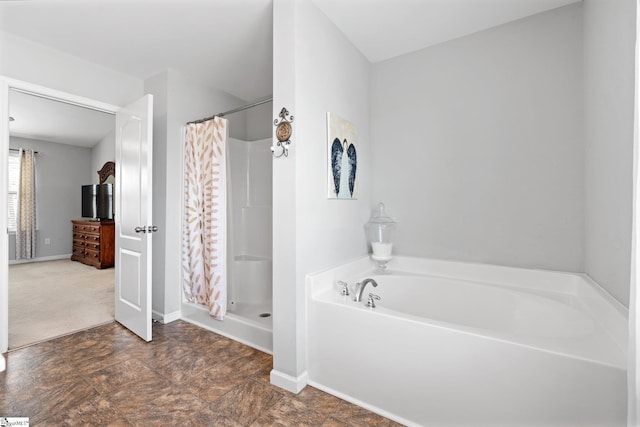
[
  {"x1": 9, "y1": 91, "x2": 114, "y2": 147},
  {"x1": 0, "y1": 0, "x2": 274, "y2": 103},
  {"x1": 1, "y1": 0, "x2": 581, "y2": 146},
  {"x1": 312, "y1": 0, "x2": 582, "y2": 63}
]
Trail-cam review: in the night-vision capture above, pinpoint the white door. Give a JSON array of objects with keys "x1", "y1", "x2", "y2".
[{"x1": 115, "y1": 94, "x2": 153, "y2": 341}]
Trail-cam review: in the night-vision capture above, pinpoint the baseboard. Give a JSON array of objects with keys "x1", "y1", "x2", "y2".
[
  {"x1": 9, "y1": 254, "x2": 72, "y2": 265},
  {"x1": 270, "y1": 369, "x2": 308, "y2": 394},
  {"x1": 152, "y1": 310, "x2": 181, "y2": 324},
  {"x1": 307, "y1": 379, "x2": 415, "y2": 427}
]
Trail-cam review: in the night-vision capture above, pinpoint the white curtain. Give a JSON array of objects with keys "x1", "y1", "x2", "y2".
[
  {"x1": 16, "y1": 148, "x2": 37, "y2": 260},
  {"x1": 182, "y1": 117, "x2": 228, "y2": 320}
]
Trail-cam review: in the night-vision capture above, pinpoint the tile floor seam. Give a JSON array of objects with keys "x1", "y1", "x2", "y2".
[
  {"x1": 215, "y1": 378, "x2": 283, "y2": 425},
  {"x1": 76, "y1": 371, "x2": 136, "y2": 426},
  {"x1": 24, "y1": 376, "x2": 95, "y2": 424},
  {"x1": 152, "y1": 369, "x2": 232, "y2": 420}
]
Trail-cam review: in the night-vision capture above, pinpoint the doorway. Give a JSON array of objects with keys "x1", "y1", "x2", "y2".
[
  {"x1": 0, "y1": 77, "x2": 122, "y2": 353},
  {"x1": 6, "y1": 90, "x2": 116, "y2": 348}
]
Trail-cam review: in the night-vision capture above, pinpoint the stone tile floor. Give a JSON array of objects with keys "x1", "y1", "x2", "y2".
[{"x1": 0, "y1": 320, "x2": 403, "y2": 426}]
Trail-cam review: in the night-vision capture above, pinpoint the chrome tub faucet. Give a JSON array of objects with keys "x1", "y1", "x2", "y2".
[{"x1": 354, "y1": 278, "x2": 378, "y2": 302}]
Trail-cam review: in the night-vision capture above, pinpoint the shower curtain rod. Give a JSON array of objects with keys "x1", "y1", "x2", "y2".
[{"x1": 186, "y1": 96, "x2": 273, "y2": 125}]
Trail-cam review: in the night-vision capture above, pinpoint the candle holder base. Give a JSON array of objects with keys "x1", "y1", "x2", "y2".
[{"x1": 371, "y1": 255, "x2": 391, "y2": 271}]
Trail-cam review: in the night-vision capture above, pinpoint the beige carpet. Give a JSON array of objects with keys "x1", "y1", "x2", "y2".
[{"x1": 9, "y1": 259, "x2": 114, "y2": 349}]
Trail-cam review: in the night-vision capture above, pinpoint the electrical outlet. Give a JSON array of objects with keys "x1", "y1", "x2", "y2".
[{"x1": 44, "y1": 238, "x2": 51, "y2": 245}]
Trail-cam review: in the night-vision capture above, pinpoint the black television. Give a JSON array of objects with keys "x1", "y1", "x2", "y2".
[{"x1": 82, "y1": 184, "x2": 114, "y2": 220}]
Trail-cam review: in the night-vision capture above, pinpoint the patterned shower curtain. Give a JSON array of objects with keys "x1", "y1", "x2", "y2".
[
  {"x1": 182, "y1": 117, "x2": 228, "y2": 320},
  {"x1": 16, "y1": 148, "x2": 37, "y2": 260}
]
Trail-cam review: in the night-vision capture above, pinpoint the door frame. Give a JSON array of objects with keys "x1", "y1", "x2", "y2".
[{"x1": 0, "y1": 76, "x2": 121, "y2": 353}]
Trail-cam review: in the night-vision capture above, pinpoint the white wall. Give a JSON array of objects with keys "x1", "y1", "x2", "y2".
[
  {"x1": 294, "y1": 0, "x2": 371, "y2": 277},
  {"x1": 272, "y1": 0, "x2": 299, "y2": 390},
  {"x1": 271, "y1": 0, "x2": 371, "y2": 391},
  {"x1": 371, "y1": 4, "x2": 584, "y2": 273},
  {"x1": 246, "y1": 101, "x2": 273, "y2": 141},
  {"x1": 144, "y1": 69, "x2": 248, "y2": 320},
  {"x1": 584, "y1": 0, "x2": 637, "y2": 307},
  {"x1": 91, "y1": 130, "x2": 115, "y2": 184},
  {"x1": 0, "y1": 31, "x2": 142, "y2": 107},
  {"x1": 8, "y1": 137, "x2": 93, "y2": 261}
]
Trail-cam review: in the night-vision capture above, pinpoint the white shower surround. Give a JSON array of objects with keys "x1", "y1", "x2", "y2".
[
  {"x1": 182, "y1": 137, "x2": 273, "y2": 353},
  {"x1": 306, "y1": 256, "x2": 627, "y2": 426},
  {"x1": 227, "y1": 137, "x2": 273, "y2": 312}
]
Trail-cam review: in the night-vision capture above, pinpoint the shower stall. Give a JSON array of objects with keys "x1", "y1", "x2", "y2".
[
  {"x1": 227, "y1": 137, "x2": 273, "y2": 323},
  {"x1": 181, "y1": 103, "x2": 273, "y2": 353}
]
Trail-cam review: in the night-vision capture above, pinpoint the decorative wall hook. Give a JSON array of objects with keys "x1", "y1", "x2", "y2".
[{"x1": 272, "y1": 107, "x2": 294, "y2": 158}]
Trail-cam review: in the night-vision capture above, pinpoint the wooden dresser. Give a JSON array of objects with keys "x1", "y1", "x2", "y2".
[{"x1": 71, "y1": 220, "x2": 115, "y2": 269}]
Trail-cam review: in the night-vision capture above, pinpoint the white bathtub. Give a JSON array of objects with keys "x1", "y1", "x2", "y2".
[{"x1": 306, "y1": 256, "x2": 628, "y2": 426}]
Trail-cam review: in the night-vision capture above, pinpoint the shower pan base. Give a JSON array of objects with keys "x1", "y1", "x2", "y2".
[
  {"x1": 229, "y1": 300, "x2": 272, "y2": 326},
  {"x1": 181, "y1": 301, "x2": 272, "y2": 353}
]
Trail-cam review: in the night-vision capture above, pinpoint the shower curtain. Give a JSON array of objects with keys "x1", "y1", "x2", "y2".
[
  {"x1": 182, "y1": 117, "x2": 228, "y2": 320},
  {"x1": 16, "y1": 148, "x2": 37, "y2": 260}
]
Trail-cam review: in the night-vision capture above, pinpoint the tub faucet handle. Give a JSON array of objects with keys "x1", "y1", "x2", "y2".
[
  {"x1": 338, "y1": 281, "x2": 349, "y2": 296},
  {"x1": 366, "y1": 293, "x2": 381, "y2": 308}
]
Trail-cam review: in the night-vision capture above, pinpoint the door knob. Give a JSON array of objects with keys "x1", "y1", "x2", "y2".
[
  {"x1": 134, "y1": 226, "x2": 146, "y2": 233},
  {"x1": 147, "y1": 225, "x2": 158, "y2": 233}
]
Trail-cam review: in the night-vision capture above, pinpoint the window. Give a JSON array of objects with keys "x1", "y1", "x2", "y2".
[{"x1": 7, "y1": 150, "x2": 19, "y2": 232}]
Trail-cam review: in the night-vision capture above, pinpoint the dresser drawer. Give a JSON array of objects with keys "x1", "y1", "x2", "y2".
[
  {"x1": 84, "y1": 249, "x2": 100, "y2": 266},
  {"x1": 85, "y1": 234, "x2": 101, "y2": 244},
  {"x1": 72, "y1": 246, "x2": 85, "y2": 257},
  {"x1": 85, "y1": 241, "x2": 100, "y2": 251},
  {"x1": 73, "y1": 223, "x2": 100, "y2": 234},
  {"x1": 84, "y1": 249, "x2": 100, "y2": 262}
]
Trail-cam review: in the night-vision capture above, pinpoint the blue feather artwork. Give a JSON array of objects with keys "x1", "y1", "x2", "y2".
[
  {"x1": 327, "y1": 113, "x2": 358, "y2": 199},
  {"x1": 331, "y1": 138, "x2": 343, "y2": 196}
]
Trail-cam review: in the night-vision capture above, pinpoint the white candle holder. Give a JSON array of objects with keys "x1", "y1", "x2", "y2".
[{"x1": 365, "y1": 203, "x2": 396, "y2": 270}]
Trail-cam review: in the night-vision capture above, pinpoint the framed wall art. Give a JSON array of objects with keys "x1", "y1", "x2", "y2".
[{"x1": 327, "y1": 113, "x2": 358, "y2": 199}]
